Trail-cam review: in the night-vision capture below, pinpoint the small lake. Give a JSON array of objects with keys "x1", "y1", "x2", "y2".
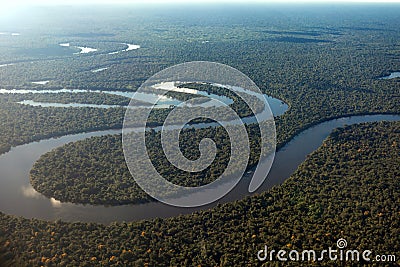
[
  {"x1": 379, "y1": 72, "x2": 400, "y2": 80},
  {"x1": 108, "y1": 43, "x2": 140, "y2": 55},
  {"x1": 31, "y1": 81, "x2": 50, "y2": 85},
  {"x1": 91, "y1": 67, "x2": 108, "y2": 73},
  {"x1": 0, "y1": 114, "x2": 398, "y2": 223},
  {"x1": 0, "y1": 63, "x2": 14, "y2": 68},
  {"x1": 17, "y1": 100, "x2": 124, "y2": 109},
  {"x1": 58, "y1": 43, "x2": 98, "y2": 54},
  {"x1": 74, "y1": 47, "x2": 97, "y2": 54}
]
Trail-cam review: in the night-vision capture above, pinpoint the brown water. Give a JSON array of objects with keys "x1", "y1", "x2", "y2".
[{"x1": 0, "y1": 114, "x2": 398, "y2": 224}]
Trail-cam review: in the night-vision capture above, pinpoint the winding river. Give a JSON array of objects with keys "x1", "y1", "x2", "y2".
[
  {"x1": 0, "y1": 113, "x2": 398, "y2": 224},
  {"x1": 0, "y1": 82, "x2": 397, "y2": 223},
  {"x1": 4, "y1": 83, "x2": 287, "y2": 114}
]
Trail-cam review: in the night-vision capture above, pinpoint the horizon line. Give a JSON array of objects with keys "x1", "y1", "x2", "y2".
[{"x1": 7, "y1": 0, "x2": 400, "y2": 6}]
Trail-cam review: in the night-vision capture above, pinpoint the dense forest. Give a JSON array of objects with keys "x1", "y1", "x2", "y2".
[
  {"x1": 0, "y1": 6, "x2": 399, "y2": 156},
  {"x1": 0, "y1": 102, "x2": 125, "y2": 154},
  {"x1": 1, "y1": 121, "x2": 399, "y2": 266},
  {"x1": 0, "y1": 4, "x2": 399, "y2": 266},
  {"x1": 0, "y1": 82, "x2": 265, "y2": 155},
  {"x1": 7, "y1": 92, "x2": 132, "y2": 106},
  {"x1": 30, "y1": 122, "x2": 269, "y2": 205}
]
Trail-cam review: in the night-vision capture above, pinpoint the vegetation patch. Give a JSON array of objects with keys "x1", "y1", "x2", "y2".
[{"x1": 1, "y1": 121, "x2": 398, "y2": 266}]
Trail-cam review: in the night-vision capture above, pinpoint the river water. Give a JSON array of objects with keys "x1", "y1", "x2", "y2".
[
  {"x1": 0, "y1": 114, "x2": 398, "y2": 224},
  {"x1": 1, "y1": 81, "x2": 289, "y2": 115},
  {"x1": 379, "y1": 72, "x2": 400, "y2": 80}
]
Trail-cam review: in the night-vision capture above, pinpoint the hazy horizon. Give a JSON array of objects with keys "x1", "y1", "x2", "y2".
[{"x1": 4, "y1": 0, "x2": 400, "y2": 6}]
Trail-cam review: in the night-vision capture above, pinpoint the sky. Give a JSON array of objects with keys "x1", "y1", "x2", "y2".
[
  {"x1": 1, "y1": 0, "x2": 399, "y2": 17},
  {"x1": 3, "y1": 0, "x2": 400, "y2": 5}
]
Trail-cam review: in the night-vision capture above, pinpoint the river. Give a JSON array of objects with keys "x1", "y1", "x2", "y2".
[
  {"x1": 379, "y1": 72, "x2": 400, "y2": 80},
  {"x1": 0, "y1": 114, "x2": 398, "y2": 224}
]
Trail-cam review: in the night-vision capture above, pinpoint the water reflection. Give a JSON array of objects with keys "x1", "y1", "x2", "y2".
[
  {"x1": 0, "y1": 114, "x2": 398, "y2": 223},
  {"x1": 3, "y1": 82, "x2": 287, "y2": 111},
  {"x1": 21, "y1": 184, "x2": 42, "y2": 199},
  {"x1": 50, "y1": 198, "x2": 63, "y2": 208},
  {"x1": 379, "y1": 72, "x2": 400, "y2": 80}
]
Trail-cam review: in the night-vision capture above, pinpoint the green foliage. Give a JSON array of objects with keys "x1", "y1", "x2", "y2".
[
  {"x1": 0, "y1": 100, "x2": 125, "y2": 154},
  {"x1": 8, "y1": 92, "x2": 132, "y2": 106},
  {"x1": 30, "y1": 123, "x2": 267, "y2": 205},
  {"x1": 0, "y1": 6, "x2": 399, "y2": 156},
  {"x1": 0, "y1": 5, "x2": 399, "y2": 266},
  {"x1": 1, "y1": 122, "x2": 399, "y2": 266}
]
